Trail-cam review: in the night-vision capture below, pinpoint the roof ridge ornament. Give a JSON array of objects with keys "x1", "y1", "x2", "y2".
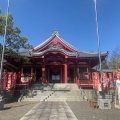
[{"x1": 52, "y1": 29, "x2": 59, "y2": 36}]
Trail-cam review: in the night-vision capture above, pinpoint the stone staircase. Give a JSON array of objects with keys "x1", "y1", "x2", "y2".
[
  {"x1": 19, "y1": 83, "x2": 84, "y2": 102},
  {"x1": 19, "y1": 83, "x2": 54, "y2": 102},
  {"x1": 46, "y1": 89, "x2": 82, "y2": 101}
]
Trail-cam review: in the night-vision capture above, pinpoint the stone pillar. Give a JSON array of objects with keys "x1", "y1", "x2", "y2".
[{"x1": 64, "y1": 64, "x2": 68, "y2": 83}]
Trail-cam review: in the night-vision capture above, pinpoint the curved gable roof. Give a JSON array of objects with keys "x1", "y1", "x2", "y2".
[
  {"x1": 34, "y1": 30, "x2": 78, "y2": 52},
  {"x1": 19, "y1": 30, "x2": 108, "y2": 59}
]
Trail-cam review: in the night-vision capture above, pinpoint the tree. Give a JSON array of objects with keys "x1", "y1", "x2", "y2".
[
  {"x1": 101, "y1": 59, "x2": 109, "y2": 69},
  {"x1": 0, "y1": 11, "x2": 33, "y2": 61},
  {"x1": 95, "y1": 59, "x2": 109, "y2": 70},
  {"x1": 109, "y1": 46, "x2": 120, "y2": 69}
]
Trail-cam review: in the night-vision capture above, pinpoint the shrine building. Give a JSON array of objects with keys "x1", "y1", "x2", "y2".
[{"x1": 12, "y1": 30, "x2": 107, "y2": 87}]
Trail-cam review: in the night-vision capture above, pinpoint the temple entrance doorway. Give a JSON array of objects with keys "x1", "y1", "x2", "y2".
[
  {"x1": 68, "y1": 68, "x2": 74, "y2": 83},
  {"x1": 48, "y1": 65, "x2": 62, "y2": 83},
  {"x1": 35, "y1": 67, "x2": 42, "y2": 83}
]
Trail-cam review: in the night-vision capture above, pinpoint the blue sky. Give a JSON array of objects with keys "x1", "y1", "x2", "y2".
[{"x1": 0, "y1": 0, "x2": 120, "y2": 60}]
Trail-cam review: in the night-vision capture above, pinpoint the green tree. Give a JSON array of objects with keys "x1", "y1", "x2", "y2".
[
  {"x1": 101, "y1": 59, "x2": 109, "y2": 69},
  {"x1": 109, "y1": 46, "x2": 120, "y2": 69},
  {"x1": 0, "y1": 11, "x2": 33, "y2": 60},
  {"x1": 95, "y1": 59, "x2": 109, "y2": 70}
]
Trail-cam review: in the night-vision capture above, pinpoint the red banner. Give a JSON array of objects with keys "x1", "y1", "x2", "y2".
[
  {"x1": 102, "y1": 72, "x2": 107, "y2": 88},
  {"x1": 7, "y1": 72, "x2": 13, "y2": 90},
  {"x1": 108, "y1": 73, "x2": 114, "y2": 88},
  {"x1": 2, "y1": 72, "x2": 8, "y2": 90},
  {"x1": 116, "y1": 69, "x2": 120, "y2": 79},
  {"x1": 93, "y1": 72, "x2": 100, "y2": 90},
  {"x1": 12, "y1": 72, "x2": 17, "y2": 89}
]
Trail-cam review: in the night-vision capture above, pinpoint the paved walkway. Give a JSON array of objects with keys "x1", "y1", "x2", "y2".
[
  {"x1": 20, "y1": 101, "x2": 78, "y2": 120},
  {"x1": 0, "y1": 101, "x2": 39, "y2": 120},
  {"x1": 0, "y1": 101, "x2": 120, "y2": 120}
]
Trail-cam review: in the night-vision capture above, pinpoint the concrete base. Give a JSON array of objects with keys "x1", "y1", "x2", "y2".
[
  {"x1": 98, "y1": 99, "x2": 111, "y2": 109},
  {"x1": 0, "y1": 100, "x2": 4, "y2": 110}
]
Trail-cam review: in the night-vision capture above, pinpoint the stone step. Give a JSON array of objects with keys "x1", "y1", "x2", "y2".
[
  {"x1": 22, "y1": 98, "x2": 45, "y2": 101},
  {"x1": 19, "y1": 83, "x2": 84, "y2": 102},
  {"x1": 45, "y1": 98, "x2": 67, "y2": 101},
  {"x1": 53, "y1": 83, "x2": 79, "y2": 90},
  {"x1": 45, "y1": 98, "x2": 83, "y2": 101}
]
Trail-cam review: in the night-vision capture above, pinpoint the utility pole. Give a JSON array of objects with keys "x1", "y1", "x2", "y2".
[
  {"x1": 93, "y1": 0, "x2": 103, "y2": 94},
  {"x1": 0, "y1": 0, "x2": 10, "y2": 91}
]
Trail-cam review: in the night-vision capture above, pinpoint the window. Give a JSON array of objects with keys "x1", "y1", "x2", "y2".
[
  {"x1": 78, "y1": 68, "x2": 89, "y2": 80},
  {"x1": 79, "y1": 68, "x2": 88, "y2": 72},
  {"x1": 52, "y1": 74, "x2": 60, "y2": 80}
]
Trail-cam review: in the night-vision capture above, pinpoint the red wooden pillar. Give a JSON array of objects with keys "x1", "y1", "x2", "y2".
[
  {"x1": 32, "y1": 64, "x2": 35, "y2": 83},
  {"x1": 74, "y1": 64, "x2": 78, "y2": 83},
  {"x1": 42, "y1": 66, "x2": 45, "y2": 83},
  {"x1": 88, "y1": 66, "x2": 92, "y2": 81},
  {"x1": 64, "y1": 64, "x2": 68, "y2": 83}
]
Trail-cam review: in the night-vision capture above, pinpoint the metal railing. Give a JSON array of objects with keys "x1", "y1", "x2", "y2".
[{"x1": 80, "y1": 87, "x2": 88, "y2": 101}]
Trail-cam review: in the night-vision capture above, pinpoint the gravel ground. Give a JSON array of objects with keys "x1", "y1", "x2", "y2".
[
  {"x1": 0, "y1": 101, "x2": 39, "y2": 120},
  {"x1": 67, "y1": 101, "x2": 120, "y2": 120},
  {"x1": 0, "y1": 101, "x2": 120, "y2": 120}
]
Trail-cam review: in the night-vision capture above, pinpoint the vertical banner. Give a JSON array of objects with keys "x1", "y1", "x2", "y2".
[
  {"x1": 12, "y1": 72, "x2": 17, "y2": 89},
  {"x1": 108, "y1": 73, "x2": 114, "y2": 88},
  {"x1": 116, "y1": 69, "x2": 120, "y2": 79},
  {"x1": 93, "y1": 72, "x2": 100, "y2": 90},
  {"x1": 2, "y1": 72, "x2": 8, "y2": 90},
  {"x1": 114, "y1": 69, "x2": 120, "y2": 89},
  {"x1": 7, "y1": 72, "x2": 13, "y2": 90},
  {"x1": 102, "y1": 72, "x2": 107, "y2": 89}
]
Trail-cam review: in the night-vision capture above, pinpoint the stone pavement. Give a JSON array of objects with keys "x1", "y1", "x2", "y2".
[
  {"x1": 0, "y1": 101, "x2": 120, "y2": 120},
  {"x1": 67, "y1": 101, "x2": 120, "y2": 120},
  {"x1": 0, "y1": 101, "x2": 39, "y2": 120},
  {"x1": 20, "y1": 101, "x2": 78, "y2": 120}
]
